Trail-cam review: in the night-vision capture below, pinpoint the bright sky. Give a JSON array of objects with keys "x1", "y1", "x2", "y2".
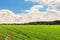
[
  {"x1": 0, "y1": 0, "x2": 60, "y2": 23},
  {"x1": 0, "y1": 0, "x2": 48, "y2": 14}
]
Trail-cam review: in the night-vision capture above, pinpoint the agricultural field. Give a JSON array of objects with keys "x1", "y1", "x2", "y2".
[{"x1": 0, "y1": 25, "x2": 60, "y2": 40}]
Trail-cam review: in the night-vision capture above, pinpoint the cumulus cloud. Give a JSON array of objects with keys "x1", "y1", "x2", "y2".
[
  {"x1": 0, "y1": 0, "x2": 60, "y2": 23},
  {"x1": 0, "y1": 5, "x2": 60, "y2": 24},
  {"x1": 24, "y1": 5, "x2": 60, "y2": 21},
  {"x1": 25, "y1": 0, "x2": 60, "y2": 12}
]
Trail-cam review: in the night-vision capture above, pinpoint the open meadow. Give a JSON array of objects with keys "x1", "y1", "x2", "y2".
[{"x1": 0, "y1": 25, "x2": 60, "y2": 40}]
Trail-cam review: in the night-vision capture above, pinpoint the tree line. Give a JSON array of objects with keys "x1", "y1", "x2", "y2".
[{"x1": 0, "y1": 20, "x2": 60, "y2": 25}]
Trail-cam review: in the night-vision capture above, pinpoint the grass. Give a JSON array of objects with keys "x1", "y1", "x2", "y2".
[{"x1": 0, "y1": 25, "x2": 60, "y2": 40}]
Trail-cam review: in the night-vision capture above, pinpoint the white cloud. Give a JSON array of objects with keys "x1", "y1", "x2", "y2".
[
  {"x1": 0, "y1": 0, "x2": 60, "y2": 23},
  {"x1": 0, "y1": 5, "x2": 60, "y2": 24},
  {"x1": 25, "y1": 0, "x2": 60, "y2": 9},
  {"x1": 24, "y1": 5, "x2": 60, "y2": 21}
]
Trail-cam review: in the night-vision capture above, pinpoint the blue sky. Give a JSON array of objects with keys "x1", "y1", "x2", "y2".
[
  {"x1": 0, "y1": 0, "x2": 47, "y2": 14},
  {"x1": 0, "y1": 0, "x2": 60, "y2": 23}
]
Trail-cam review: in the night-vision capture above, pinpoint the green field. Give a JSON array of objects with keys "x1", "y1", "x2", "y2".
[{"x1": 0, "y1": 25, "x2": 60, "y2": 40}]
